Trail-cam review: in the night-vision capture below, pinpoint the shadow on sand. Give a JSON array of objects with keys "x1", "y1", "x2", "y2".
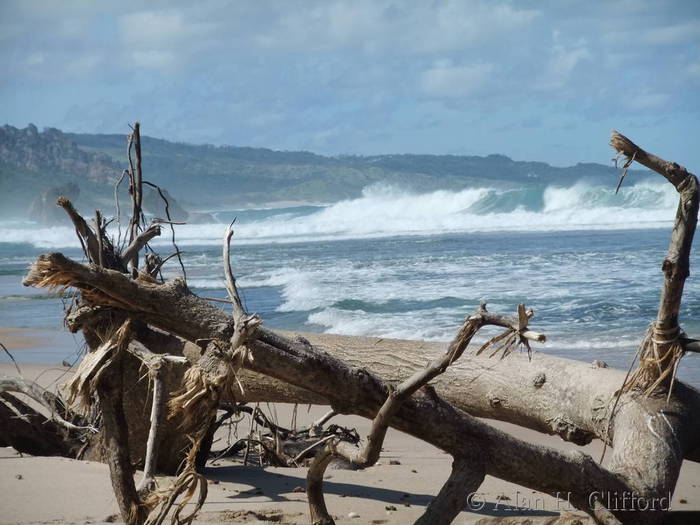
[{"x1": 204, "y1": 465, "x2": 563, "y2": 517}]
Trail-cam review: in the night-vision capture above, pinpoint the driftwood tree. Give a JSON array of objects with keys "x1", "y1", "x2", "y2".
[{"x1": 4, "y1": 126, "x2": 700, "y2": 524}]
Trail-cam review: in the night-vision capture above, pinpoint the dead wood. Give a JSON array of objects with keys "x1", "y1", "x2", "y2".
[
  {"x1": 137, "y1": 358, "x2": 166, "y2": 494},
  {"x1": 97, "y1": 352, "x2": 147, "y2": 525},
  {"x1": 0, "y1": 390, "x2": 84, "y2": 457},
  {"x1": 306, "y1": 301, "x2": 526, "y2": 524},
  {"x1": 9, "y1": 127, "x2": 700, "y2": 525},
  {"x1": 611, "y1": 131, "x2": 699, "y2": 396},
  {"x1": 128, "y1": 122, "x2": 144, "y2": 250},
  {"x1": 122, "y1": 221, "x2": 161, "y2": 269},
  {"x1": 57, "y1": 196, "x2": 100, "y2": 263},
  {"x1": 415, "y1": 454, "x2": 486, "y2": 525},
  {"x1": 206, "y1": 403, "x2": 358, "y2": 468},
  {"x1": 25, "y1": 250, "x2": 699, "y2": 523}
]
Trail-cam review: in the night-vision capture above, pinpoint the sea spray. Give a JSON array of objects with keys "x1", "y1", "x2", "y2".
[{"x1": 0, "y1": 180, "x2": 679, "y2": 248}]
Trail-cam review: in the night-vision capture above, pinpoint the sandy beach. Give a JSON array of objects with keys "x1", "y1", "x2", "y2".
[{"x1": 1, "y1": 330, "x2": 699, "y2": 525}]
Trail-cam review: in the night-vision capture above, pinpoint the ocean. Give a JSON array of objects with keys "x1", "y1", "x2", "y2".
[{"x1": 1, "y1": 180, "x2": 699, "y2": 387}]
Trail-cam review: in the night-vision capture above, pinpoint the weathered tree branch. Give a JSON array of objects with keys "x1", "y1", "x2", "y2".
[
  {"x1": 20, "y1": 252, "x2": 624, "y2": 444},
  {"x1": 306, "y1": 302, "x2": 538, "y2": 524},
  {"x1": 224, "y1": 226, "x2": 262, "y2": 354},
  {"x1": 137, "y1": 360, "x2": 165, "y2": 494},
  {"x1": 24, "y1": 253, "x2": 698, "y2": 523},
  {"x1": 122, "y1": 221, "x2": 161, "y2": 270},
  {"x1": 57, "y1": 197, "x2": 101, "y2": 263},
  {"x1": 611, "y1": 131, "x2": 699, "y2": 394},
  {"x1": 0, "y1": 391, "x2": 84, "y2": 457},
  {"x1": 97, "y1": 354, "x2": 146, "y2": 525},
  {"x1": 11, "y1": 128, "x2": 699, "y2": 525},
  {"x1": 0, "y1": 376, "x2": 96, "y2": 433},
  {"x1": 414, "y1": 455, "x2": 486, "y2": 525},
  {"x1": 127, "y1": 122, "x2": 144, "y2": 270}
]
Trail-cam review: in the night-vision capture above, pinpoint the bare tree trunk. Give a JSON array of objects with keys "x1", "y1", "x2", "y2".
[
  {"x1": 96, "y1": 355, "x2": 146, "y2": 525},
  {"x1": 12, "y1": 128, "x2": 700, "y2": 525}
]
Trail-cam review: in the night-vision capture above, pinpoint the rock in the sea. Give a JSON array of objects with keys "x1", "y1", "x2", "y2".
[
  {"x1": 28, "y1": 182, "x2": 79, "y2": 224},
  {"x1": 187, "y1": 211, "x2": 217, "y2": 224},
  {"x1": 142, "y1": 186, "x2": 189, "y2": 222}
]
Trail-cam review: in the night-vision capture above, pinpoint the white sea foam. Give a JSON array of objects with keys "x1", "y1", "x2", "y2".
[
  {"x1": 306, "y1": 305, "x2": 644, "y2": 351},
  {"x1": 0, "y1": 181, "x2": 678, "y2": 249},
  {"x1": 185, "y1": 278, "x2": 225, "y2": 290},
  {"x1": 308, "y1": 307, "x2": 461, "y2": 341}
]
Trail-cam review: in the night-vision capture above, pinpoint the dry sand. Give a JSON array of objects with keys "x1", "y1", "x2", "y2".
[{"x1": 1, "y1": 331, "x2": 699, "y2": 524}]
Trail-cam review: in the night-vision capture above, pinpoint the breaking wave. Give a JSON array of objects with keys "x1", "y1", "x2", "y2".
[{"x1": 0, "y1": 180, "x2": 679, "y2": 249}]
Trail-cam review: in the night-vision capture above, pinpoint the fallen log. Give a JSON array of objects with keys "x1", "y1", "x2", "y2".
[{"x1": 10, "y1": 127, "x2": 700, "y2": 524}]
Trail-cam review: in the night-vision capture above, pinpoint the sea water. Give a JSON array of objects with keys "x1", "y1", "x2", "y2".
[{"x1": 1, "y1": 181, "x2": 699, "y2": 387}]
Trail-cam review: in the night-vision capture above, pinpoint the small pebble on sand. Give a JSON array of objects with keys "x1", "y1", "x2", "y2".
[{"x1": 348, "y1": 511, "x2": 360, "y2": 518}]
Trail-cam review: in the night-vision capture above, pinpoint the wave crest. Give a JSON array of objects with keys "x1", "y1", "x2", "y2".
[{"x1": 0, "y1": 181, "x2": 678, "y2": 248}]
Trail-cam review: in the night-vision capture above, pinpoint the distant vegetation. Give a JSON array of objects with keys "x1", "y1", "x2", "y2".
[{"x1": 0, "y1": 123, "x2": 646, "y2": 220}]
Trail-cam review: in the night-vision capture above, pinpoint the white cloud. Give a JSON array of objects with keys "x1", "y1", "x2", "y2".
[
  {"x1": 119, "y1": 10, "x2": 190, "y2": 43},
  {"x1": 687, "y1": 62, "x2": 700, "y2": 78},
  {"x1": 622, "y1": 90, "x2": 670, "y2": 110},
  {"x1": 63, "y1": 54, "x2": 103, "y2": 76},
  {"x1": 256, "y1": 2, "x2": 384, "y2": 51},
  {"x1": 644, "y1": 21, "x2": 700, "y2": 46},
  {"x1": 537, "y1": 33, "x2": 591, "y2": 90},
  {"x1": 255, "y1": 0, "x2": 539, "y2": 54},
  {"x1": 409, "y1": 2, "x2": 540, "y2": 54},
  {"x1": 118, "y1": 8, "x2": 216, "y2": 69},
  {"x1": 24, "y1": 52, "x2": 45, "y2": 66},
  {"x1": 248, "y1": 111, "x2": 285, "y2": 129},
  {"x1": 129, "y1": 50, "x2": 176, "y2": 69},
  {"x1": 2, "y1": 0, "x2": 698, "y2": 166},
  {"x1": 420, "y1": 60, "x2": 494, "y2": 98}
]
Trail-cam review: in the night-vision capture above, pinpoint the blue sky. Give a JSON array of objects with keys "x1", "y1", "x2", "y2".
[{"x1": 1, "y1": 0, "x2": 698, "y2": 167}]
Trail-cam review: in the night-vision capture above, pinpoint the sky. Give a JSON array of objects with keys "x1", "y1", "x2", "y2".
[{"x1": 1, "y1": 0, "x2": 699, "y2": 167}]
